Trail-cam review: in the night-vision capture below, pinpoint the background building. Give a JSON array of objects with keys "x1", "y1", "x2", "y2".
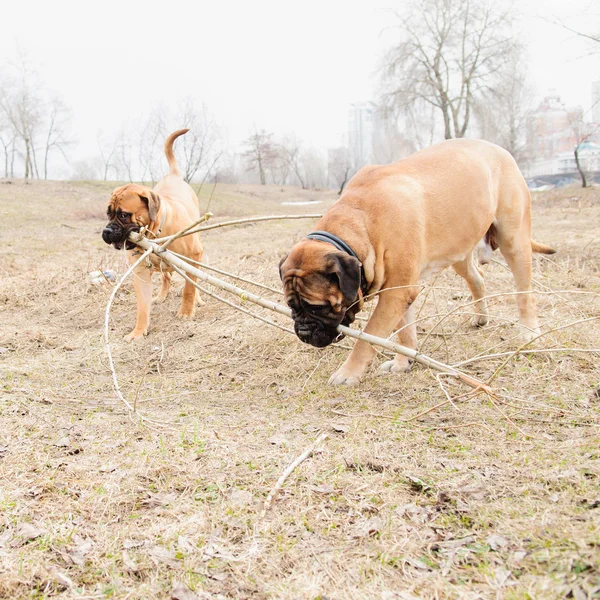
[{"x1": 348, "y1": 102, "x2": 377, "y2": 167}]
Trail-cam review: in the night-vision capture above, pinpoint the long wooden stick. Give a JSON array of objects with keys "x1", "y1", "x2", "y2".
[{"x1": 128, "y1": 235, "x2": 492, "y2": 392}]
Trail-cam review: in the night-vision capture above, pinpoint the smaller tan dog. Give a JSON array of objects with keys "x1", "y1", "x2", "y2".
[{"x1": 102, "y1": 129, "x2": 203, "y2": 342}]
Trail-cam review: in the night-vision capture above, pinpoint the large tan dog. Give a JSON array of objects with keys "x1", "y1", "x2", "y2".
[
  {"x1": 280, "y1": 138, "x2": 555, "y2": 386},
  {"x1": 102, "y1": 129, "x2": 203, "y2": 342}
]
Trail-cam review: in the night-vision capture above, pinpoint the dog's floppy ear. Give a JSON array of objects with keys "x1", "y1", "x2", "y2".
[
  {"x1": 138, "y1": 190, "x2": 161, "y2": 223},
  {"x1": 325, "y1": 252, "x2": 361, "y2": 302}
]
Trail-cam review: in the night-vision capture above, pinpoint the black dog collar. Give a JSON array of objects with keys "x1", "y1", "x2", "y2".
[{"x1": 306, "y1": 230, "x2": 368, "y2": 296}]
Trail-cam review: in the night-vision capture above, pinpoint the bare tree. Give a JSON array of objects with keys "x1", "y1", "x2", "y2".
[
  {"x1": 138, "y1": 106, "x2": 165, "y2": 185},
  {"x1": 0, "y1": 57, "x2": 73, "y2": 180},
  {"x1": 0, "y1": 119, "x2": 16, "y2": 178},
  {"x1": 97, "y1": 132, "x2": 119, "y2": 181},
  {"x1": 328, "y1": 146, "x2": 352, "y2": 195},
  {"x1": 42, "y1": 97, "x2": 72, "y2": 180},
  {"x1": 116, "y1": 130, "x2": 134, "y2": 182},
  {"x1": 546, "y1": 15, "x2": 600, "y2": 48},
  {"x1": 569, "y1": 104, "x2": 600, "y2": 188},
  {"x1": 300, "y1": 148, "x2": 327, "y2": 189},
  {"x1": 242, "y1": 130, "x2": 279, "y2": 185},
  {"x1": 473, "y1": 56, "x2": 533, "y2": 164},
  {"x1": 279, "y1": 135, "x2": 307, "y2": 188},
  {"x1": 0, "y1": 59, "x2": 42, "y2": 179},
  {"x1": 173, "y1": 99, "x2": 222, "y2": 183},
  {"x1": 381, "y1": 0, "x2": 520, "y2": 140}
]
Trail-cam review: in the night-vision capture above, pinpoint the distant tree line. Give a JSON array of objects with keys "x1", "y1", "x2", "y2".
[
  {"x1": 0, "y1": 56, "x2": 72, "y2": 180},
  {"x1": 2, "y1": 3, "x2": 597, "y2": 188}
]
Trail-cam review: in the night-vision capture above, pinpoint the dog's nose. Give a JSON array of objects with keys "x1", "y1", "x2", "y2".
[
  {"x1": 102, "y1": 228, "x2": 113, "y2": 244},
  {"x1": 102, "y1": 225, "x2": 123, "y2": 245}
]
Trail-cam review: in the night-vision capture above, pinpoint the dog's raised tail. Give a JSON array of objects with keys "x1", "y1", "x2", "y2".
[
  {"x1": 531, "y1": 239, "x2": 556, "y2": 255},
  {"x1": 164, "y1": 128, "x2": 189, "y2": 176}
]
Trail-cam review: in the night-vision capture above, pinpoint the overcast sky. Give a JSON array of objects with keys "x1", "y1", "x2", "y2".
[{"x1": 1, "y1": 0, "x2": 599, "y2": 170}]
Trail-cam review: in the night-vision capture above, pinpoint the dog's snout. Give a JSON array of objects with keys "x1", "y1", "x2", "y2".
[{"x1": 102, "y1": 223, "x2": 124, "y2": 245}]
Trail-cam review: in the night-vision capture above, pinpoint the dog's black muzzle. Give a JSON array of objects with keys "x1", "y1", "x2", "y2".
[
  {"x1": 292, "y1": 309, "x2": 354, "y2": 348},
  {"x1": 102, "y1": 222, "x2": 139, "y2": 250}
]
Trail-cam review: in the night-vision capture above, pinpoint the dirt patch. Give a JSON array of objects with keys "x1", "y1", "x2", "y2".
[{"x1": 0, "y1": 180, "x2": 599, "y2": 599}]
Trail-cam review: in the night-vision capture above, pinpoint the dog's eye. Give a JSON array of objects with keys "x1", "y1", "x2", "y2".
[{"x1": 118, "y1": 211, "x2": 130, "y2": 220}]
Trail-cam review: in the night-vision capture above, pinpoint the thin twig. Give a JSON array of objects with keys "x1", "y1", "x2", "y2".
[
  {"x1": 158, "y1": 212, "x2": 213, "y2": 249},
  {"x1": 153, "y1": 214, "x2": 323, "y2": 242},
  {"x1": 261, "y1": 431, "x2": 329, "y2": 517},
  {"x1": 487, "y1": 316, "x2": 600, "y2": 385},
  {"x1": 104, "y1": 248, "x2": 153, "y2": 412},
  {"x1": 103, "y1": 247, "x2": 175, "y2": 430},
  {"x1": 168, "y1": 250, "x2": 283, "y2": 295},
  {"x1": 454, "y1": 347, "x2": 600, "y2": 368},
  {"x1": 169, "y1": 263, "x2": 295, "y2": 335}
]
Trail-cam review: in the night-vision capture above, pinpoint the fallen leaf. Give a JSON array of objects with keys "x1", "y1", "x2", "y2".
[
  {"x1": 494, "y1": 567, "x2": 511, "y2": 587},
  {"x1": 486, "y1": 533, "x2": 508, "y2": 551},
  {"x1": 0, "y1": 528, "x2": 12, "y2": 547},
  {"x1": 49, "y1": 567, "x2": 74, "y2": 589},
  {"x1": 229, "y1": 488, "x2": 253, "y2": 508},
  {"x1": 395, "y1": 503, "x2": 432, "y2": 524},
  {"x1": 406, "y1": 475, "x2": 430, "y2": 492},
  {"x1": 177, "y1": 535, "x2": 196, "y2": 553},
  {"x1": 310, "y1": 484, "x2": 336, "y2": 494},
  {"x1": 148, "y1": 545, "x2": 180, "y2": 568},
  {"x1": 437, "y1": 535, "x2": 475, "y2": 549},
  {"x1": 142, "y1": 492, "x2": 178, "y2": 508},
  {"x1": 571, "y1": 586, "x2": 588, "y2": 600},
  {"x1": 123, "y1": 539, "x2": 145, "y2": 549},
  {"x1": 332, "y1": 423, "x2": 349, "y2": 433},
  {"x1": 354, "y1": 516, "x2": 385, "y2": 537},
  {"x1": 14, "y1": 523, "x2": 45, "y2": 544},
  {"x1": 68, "y1": 537, "x2": 93, "y2": 566},
  {"x1": 171, "y1": 581, "x2": 201, "y2": 600},
  {"x1": 268, "y1": 435, "x2": 288, "y2": 446},
  {"x1": 122, "y1": 550, "x2": 138, "y2": 571}
]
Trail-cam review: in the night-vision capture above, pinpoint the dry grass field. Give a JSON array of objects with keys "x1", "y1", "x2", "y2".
[{"x1": 1, "y1": 178, "x2": 599, "y2": 600}]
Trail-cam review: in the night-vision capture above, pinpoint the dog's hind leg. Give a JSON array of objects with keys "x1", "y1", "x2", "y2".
[
  {"x1": 496, "y1": 223, "x2": 540, "y2": 343},
  {"x1": 177, "y1": 275, "x2": 198, "y2": 319},
  {"x1": 153, "y1": 271, "x2": 172, "y2": 303},
  {"x1": 177, "y1": 249, "x2": 204, "y2": 319},
  {"x1": 452, "y1": 252, "x2": 489, "y2": 328}
]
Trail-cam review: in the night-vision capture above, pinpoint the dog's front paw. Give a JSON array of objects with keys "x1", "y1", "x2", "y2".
[
  {"x1": 176, "y1": 308, "x2": 195, "y2": 320},
  {"x1": 519, "y1": 325, "x2": 541, "y2": 345},
  {"x1": 124, "y1": 329, "x2": 147, "y2": 343},
  {"x1": 470, "y1": 313, "x2": 489, "y2": 328},
  {"x1": 328, "y1": 366, "x2": 363, "y2": 386},
  {"x1": 379, "y1": 357, "x2": 413, "y2": 374}
]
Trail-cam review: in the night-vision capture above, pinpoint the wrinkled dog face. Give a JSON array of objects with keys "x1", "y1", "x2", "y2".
[
  {"x1": 102, "y1": 184, "x2": 160, "y2": 250},
  {"x1": 279, "y1": 242, "x2": 362, "y2": 348}
]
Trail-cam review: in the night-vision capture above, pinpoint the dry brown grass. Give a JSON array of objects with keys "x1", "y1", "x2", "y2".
[{"x1": 0, "y1": 179, "x2": 599, "y2": 599}]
